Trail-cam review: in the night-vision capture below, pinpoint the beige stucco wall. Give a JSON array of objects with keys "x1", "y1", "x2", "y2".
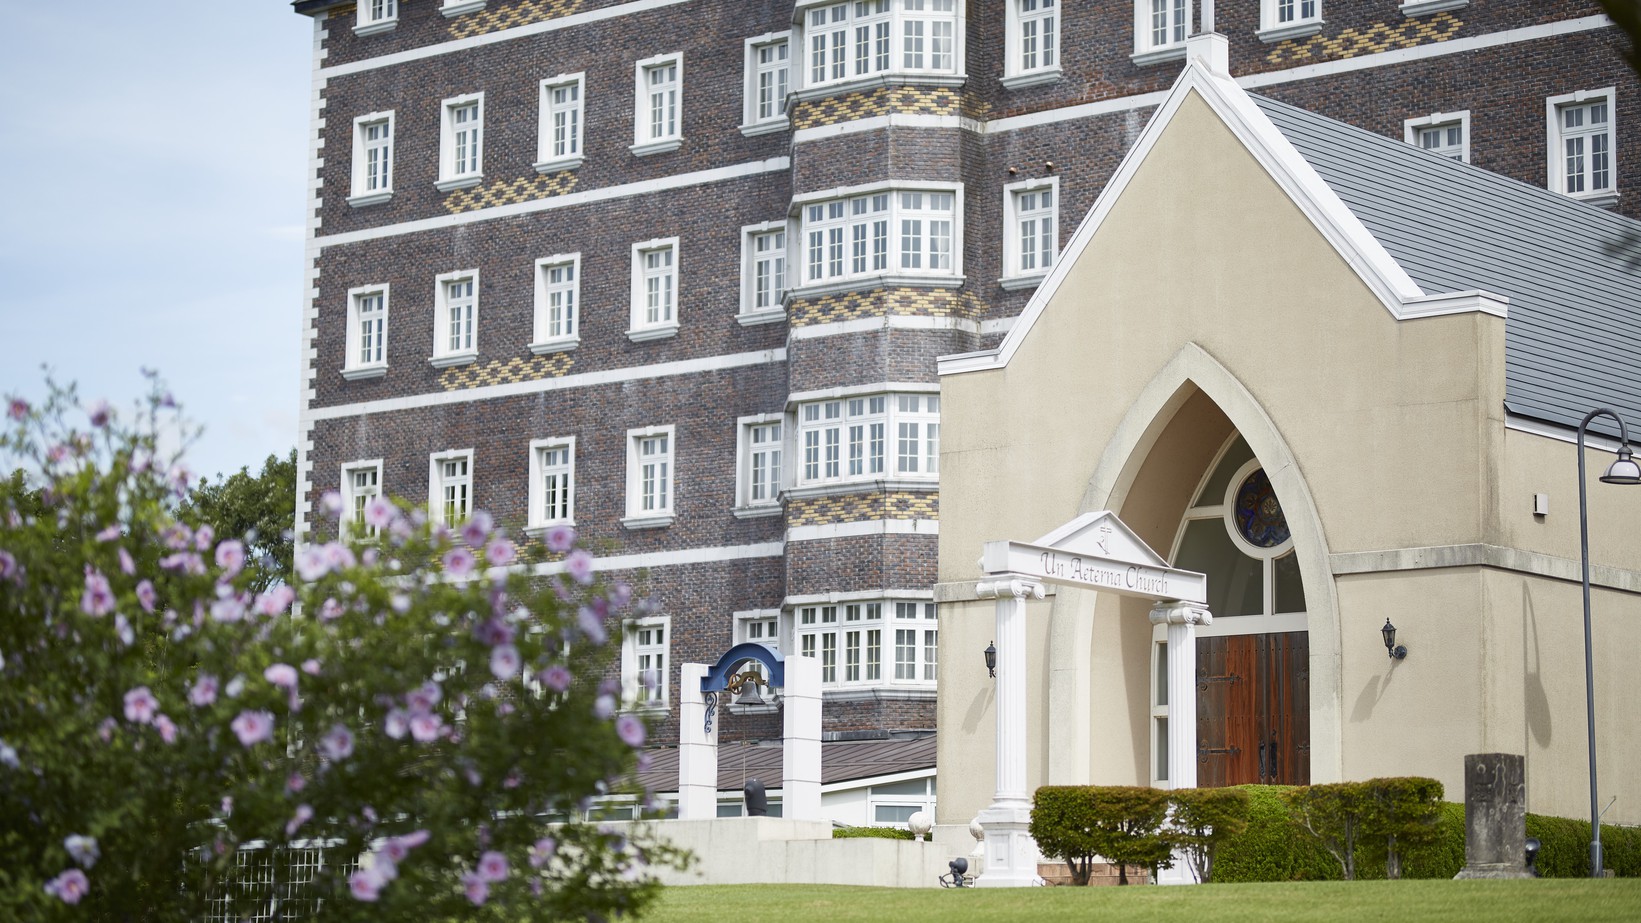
[{"x1": 935, "y1": 87, "x2": 1641, "y2": 829}]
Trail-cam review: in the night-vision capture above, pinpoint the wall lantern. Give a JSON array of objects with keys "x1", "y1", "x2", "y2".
[
  {"x1": 984, "y1": 641, "x2": 997, "y2": 678},
  {"x1": 1381, "y1": 618, "x2": 1407, "y2": 660}
]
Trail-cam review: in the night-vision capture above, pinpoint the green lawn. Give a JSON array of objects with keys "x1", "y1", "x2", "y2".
[{"x1": 642, "y1": 880, "x2": 1641, "y2": 922}]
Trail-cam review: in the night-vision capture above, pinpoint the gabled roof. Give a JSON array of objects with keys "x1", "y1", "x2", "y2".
[
  {"x1": 637, "y1": 736, "x2": 937, "y2": 793},
  {"x1": 1253, "y1": 94, "x2": 1641, "y2": 443}
]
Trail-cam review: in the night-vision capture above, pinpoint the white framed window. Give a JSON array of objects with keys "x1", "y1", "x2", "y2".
[
  {"x1": 1547, "y1": 88, "x2": 1618, "y2": 206},
  {"x1": 794, "y1": 389, "x2": 939, "y2": 488},
  {"x1": 742, "y1": 34, "x2": 792, "y2": 135},
  {"x1": 531, "y1": 254, "x2": 580, "y2": 353},
  {"x1": 536, "y1": 73, "x2": 585, "y2": 172},
  {"x1": 355, "y1": 0, "x2": 398, "y2": 35},
  {"x1": 1404, "y1": 110, "x2": 1470, "y2": 163},
  {"x1": 441, "y1": 0, "x2": 487, "y2": 16},
  {"x1": 1001, "y1": 178, "x2": 1057, "y2": 288},
  {"x1": 628, "y1": 238, "x2": 680, "y2": 342},
  {"x1": 436, "y1": 93, "x2": 484, "y2": 191},
  {"x1": 735, "y1": 415, "x2": 784, "y2": 515},
  {"x1": 431, "y1": 270, "x2": 479, "y2": 367},
  {"x1": 631, "y1": 54, "x2": 683, "y2": 156},
  {"x1": 1258, "y1": 0, "x2": 1322, "y2": 43},
  {"x1": 428, "y1": 449, "x2": 475, "y2": 526},
  {"x1": 340, "y1": 460, "x2": 383, "y2": 540},
  {"x1": 1132, "y1": 0, "x2": 1191, "y2": 65},
  {"x1": 1005, "y1": 0, "x2": 1061, "y2": 87},
  {"x1": 794, "y1": 598, "x2": 935, "y2": 689},
  {"x1": 793, "y1": 183, "x2": 963, "y2": 296},
  {"x1": 734, "y1": 609, "x2": 783, "y2": 688},
  {"x1": 867, "y1": 775, "x2": 937, "y2": 826},
  {"x1": 622, "y1": 615, "x2": 671, "y2": 708},
  {"x1": 343, "y1": 284, "x2": 389, "y2": 380},
  {"x1": 1400, "y1": 1, "x2": 1466, "y2": 16},
  {"x1": 348, "y1": 112, "x2": 395, "y2": 207},
  {"x1": 798, "y1": 0, "x2": 961, "y2": 94},
  {"x1": 527, "y1": 437, "x2": 575, "y2": 530},
  {"x1": 739, "y1": 221, "x2": 788, "y2": 324},
  {"x1": 624, "y1": 425, "x2": 675, "y2": 528}
]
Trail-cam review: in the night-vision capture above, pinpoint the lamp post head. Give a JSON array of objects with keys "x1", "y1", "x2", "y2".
[
  {"x1": 1600, "y1": 444, "x2": 1641, "y2": 485},
  {"x1": 984, "y1": 641, "x2": 997, "y2": 678},
  {"x1": 1382, "y1": 618, "x2": 1407, "y2": 660}
]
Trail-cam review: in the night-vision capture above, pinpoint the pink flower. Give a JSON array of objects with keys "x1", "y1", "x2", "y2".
[
  {"x1": 287, "y1": 772, "x2": 306, "y2": 793},
  {"x1": 489, "y1": 644, "x2": 521, "y2": 680},
  {"x1": 364, "y1": 496, "x2": 397, "y2": 530},
  {"x1": 348, "y1": 867, "x2": 385, "y2": 902},
  {"x1": 577, "y1": 606, "x2": 607, "y2": 645},
  {"x1": 320, "y1": 724, "x2": 354, "y2": 761},
  {"x1": 154, "y1": 715, "x2": 177, "y2": 744},
  {"x1": 114, "y1": 614, "x2": 134, "y2": 647},
  {"x1": 264, "y1": 663, "x2": 299, "y2": 690},
  {"x1": 615, "y1": 714, "x2": 646, "y2": 748},
  {"x1": 86, "y1": 400, "x2": 111, "y2": 428},
  {"x1": 322, "y1": 542, "x2": 355, "y2": 571},
  {"x1": 594, "y1": 694, "x2": 616, "y2": 720},
  {"x1": 210, "y1": 595, "x2": 245, "y2": 622},
  {"x1": 461, "y1": 510, "x2": 494, "y2": 548},
  {"x1": 462, "y1": 871, "x2": 489, "y2": 906},
  {"x1": 443, "y1": 546, "x2": 476, "y2": 579},
  {"x1": 474, "y1": 617, "x2": 514, "y2": 647},
  {"x1": 81, "y1": 568, "x2": 114, "y2": 617},
  {"x1": 193, "y1": 525, "x2": 214, "y2": 552},
  {"x1": 383, "y1": 830, "x2": 430, "y2": 863},
  {"x1": 383, "y1": 709, "x2": 410, "y2": 740},
  {"x1": 285, "y1": 804, "x2": 314, "y2": 837},
  {"x1": 123, "y1": 687, "x2": 158, "y2": 724},
  {"x1": 135, "y1": 580, "x2": 156, "y2": 613},
  {"x1": 64, "y1": 835, "x2": 99, "y2": 868},
  {"x1": 188, "y1": 674, "x2": 218, "y2": 707},
  {"x1": 406, "y1": 682, "x2": 442, "y2": 712},
  {"x1": 0, "y1": 550, "x2": 15, "y2": 580},
  {"x1": 477, "y1": 850, "x2": 508, "y2": 882},
  {"x1": 320, "y1": 491, "x2": 344, "y2": 519},
  {"x1": 230, "y1": 710, "x2": 275, "y2": 747},
  {"x1": 529, "y1": 837, "x2": 556, "y2": 868},
  {"x1": 44, "y1": 868, "x2": 89, "y2": 904},
  {"x1": 94, "y1": 524, "x2": 121, "y2": 542},
  {"x1": 117, "y1": 547, "x2": 134, "y2": 575},
  {"x1": 160, "y1": 552, "x2": 205, "y2": 575},
  {"x1": 538, "y1": 665, "x2": 572, "y2": 692},
  {"x1": 295, "y1": 546, "x2": 328, "y2": 582},
  {"x1": 409, "y1": 712, "x2": 443, "y2": 743},
  {"x1": 545, "y1": 524, "x2": 576, "y2": 553},
  {"x1": 254, "y1": 585, "x2": 295, "y2": 617},
  {"x1": 215, "y1": 540, "x2": 246, "y2": 578},
  {"x1": 485, "y1": 539, "x2": 516, "y2": 567},
  {"x1": 302, "y1": 658, "x2": 321, "y2": 675},
  {"x1": 6, "y1": 397, "x2": 28, "y2": 421},
  {"x1": 564, "y1": 549, "x2": 595, "y2": 585}
]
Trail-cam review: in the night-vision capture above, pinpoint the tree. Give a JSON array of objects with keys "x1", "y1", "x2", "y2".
[
  {"x1": 176, "y1": 449, "x2": 296, "y2": 594},
  {"x1": 0, "y1": 380, "x2": 682, "y2": 921},
  {"x1": 1169, "y1": 787, "x2": 1251, "y2": 884},
  {"x1": 1287, "y1": 782, "x2": 1372, "y2": 880},
  {"x1": 1030, "y1": 786, "x2": 1175, "y2": 885}
]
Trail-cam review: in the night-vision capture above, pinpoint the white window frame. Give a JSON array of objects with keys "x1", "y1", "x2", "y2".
[
  {"x1": 536, "y1": 73, "x2": 585, "y2": 173},
  {"x1": 792, "y1": 596, "x2": 936, "y2": 691},
  {"x1": 739, "y1": 221, "x2": 789, "y2": 325},
  {"x1": 430, "y1": 269, "x2": 479, "y2": 367},
  {"x1": 631, "y1": 53, "x2": 683, "y2": 156},
  {"x1": 865, "y1": 773, "x2": 937, "y2": 827},
  {"x1": 1001, "y1": 177, "x2": 1058, "y2": 289},
  {"x1": 623, "y1": 425, "x2": 676, "y2": 529},
  {"x1": 1131, "y1": 0, "x2": 1191, "y2": 67},
  {"x1": 1547, "y1": 88, "x2": 1619, "y2": 207},
  {"x1": 1399, "y1": 0, "x2": 1466, "y2": 16},
  {"x1": 733, "y1": 609, "x2": 783, "y2": 695},
  {"x1": 441, "y1": 0, "x2": 487, "y2": 16},
  {"x1": 789, "y1": 182, "x2": 964, "y2": 299},
  {"x1": 428, "y1": 449, "x2": 475, "y2": 527},
  {"x1": 1005, "y1": 0, "x2": 1062, "y2": 88},
  {"x1": 531, "y1": 253, "x2": 580, "y2": 354},
  {"x1": 354, "y1": 0, "x2": 398, "y2": 36},
  {"x1": 526, "y1": 437, "x2": 576, "y2": 532},
  {"x1": 340, "y1": 459, "x2": 384, "y2": 541},
  {"x1": 741, "y1": 34, "x2": 792, "y2": 136},
  {"x1": 622, "y1": 615, "x2": 671, "y2": 709},
  {"x1": 436, "y1": 92, "x2": 485, "y2": 192},
  {"x1": 1258, "y1": 0, "x2": 1323, "y2": 43},
  {"x1": 348, "y1": 111, "x2": 395, "y2": 207},
  {"x1": 735, "y1": 414, "x2": 785, "y2": 516},
  {"x1": 1403, "y1": 110, "x2": 1471, "y2": 164},
  {"x1": 795, "y1": 0, "x2": 964, "y2": 98},
  {"x1": 790, "y1": 387, "x2": 939, "y2": 491},
  {"x1": 343, "y1": 284, "x2": 390, "y2": 380},
  {"x1": 628, "y1": 238, "x2": 680, "y2": 342}
]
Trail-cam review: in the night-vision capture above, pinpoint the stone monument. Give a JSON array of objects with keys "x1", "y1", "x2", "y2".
[{"x1": 1454, "y1": 752, "x2": 1534, "y2": 879}]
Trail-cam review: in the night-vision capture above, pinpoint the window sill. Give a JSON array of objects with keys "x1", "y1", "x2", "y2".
[
  {"x1": 733, "y1": 505, "x2": 783, "y2": 520},
  {"x1": 429, "y1": 352, "x2": 478, "y2": 369},
  {"x1": 621, "y1": 514, "x2": 675, "y2": 530},
  {"x1": 629, "y1": 138, "x2": 682, "y2": 157},
  {"x1": 1258, "y1": 21, "x2": 1324, "y2": 43},
  {"x1": 793, "y1": 73, "x2": 967, "y2": 104},
  {"x1": 353, "y1": 19, "x2": 398, "y2": 37},
  {"x1": 627, "y1": 324, "x2": 679, "y2": 343},
  {"x1": 783, "y1": 479, "x2": 937, "y2": 501},
  {"x1": 740, "y1": 119, "x2": 790, "y2": 138},
  {"x1": 340, "y1": 365, "x2": 388, "y2": 381},
  {"x1": 534, "y1": 156, "x2": 583, "y2": 174},
  {"x1": 736, "y1": 307, "x2": 786, "y2": 327},
  {"x1": 347, "y1": 190, "x2": 393, "y2": 208},
  {"x1": 1567, "y1": 190, "x2": 1620, "y2": 209},
  {"x1": 999, "y1": 272, "x2": 1047, "y2": 292},
  {"x1": 529, "y1": 338, "x2": 579, "y2": 355},
  {"x1": 441, "y1": 0, "x2": 485, "y2": 16},
  {"x1": 820, "y1": 686, "x2": 937, "y2": 702},
  {"x1": 787, "y1": 273, "x2": 964, "y2": 301},
  {"x1": 1000, "y1": 68, "x2": 1062, "y2": 91},
  {"x1": 523, "y1": 522, "x2": 575, "y2": 542},
  {"x1": 1400, "y1": 0, "x2": 1466, "y2": 15},
  {"x1": 435, "y1": 174, "x2": 483, "y2": 192},
  {"x1": 1130, "y1": 45, "x2": 1186, "y2": 68}
]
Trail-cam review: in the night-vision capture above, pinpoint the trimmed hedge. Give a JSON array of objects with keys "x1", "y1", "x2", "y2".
[{"x1": 831, "y1": 826, "x2": 915, "y2": 840}]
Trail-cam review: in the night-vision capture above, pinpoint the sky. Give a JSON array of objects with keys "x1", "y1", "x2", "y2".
[{"x1": 2, "y1": 2, "x2": 315, "y2": 482}]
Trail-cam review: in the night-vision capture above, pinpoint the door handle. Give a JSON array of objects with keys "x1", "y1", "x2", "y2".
[
  {"x1": 1269, "y1": 737, "x2": 1279, "y2": 780},
  {"x1": 1258, "y1": 741, "x2": 1266, "y2": 780}
]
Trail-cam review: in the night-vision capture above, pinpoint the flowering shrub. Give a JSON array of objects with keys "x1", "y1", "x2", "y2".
[{"x1": 0, "y1": 381, "x2": 682, "y2": 920}]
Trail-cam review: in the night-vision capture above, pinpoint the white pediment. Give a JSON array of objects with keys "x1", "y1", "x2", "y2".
[{"x1": 1031, "y1": 511, "x2": 1168, "y2": 568}]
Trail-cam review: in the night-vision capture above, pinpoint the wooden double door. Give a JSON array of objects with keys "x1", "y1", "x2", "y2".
[{"x1": 1196, "y1": 632, "x2": 1310, "y2": 787}]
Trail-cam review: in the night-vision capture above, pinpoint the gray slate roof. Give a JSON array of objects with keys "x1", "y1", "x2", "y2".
[
  {"x1": 637, "y1": 735, "x2": 936, "y2": 794},
  {"x1": 1253, "y1": 94, "x2": 1641, "y2": 444}
]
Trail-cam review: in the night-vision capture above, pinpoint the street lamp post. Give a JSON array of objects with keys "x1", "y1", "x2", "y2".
[{"x1": 1575, "y1": 408, "x2": 1640, "y2": 878}]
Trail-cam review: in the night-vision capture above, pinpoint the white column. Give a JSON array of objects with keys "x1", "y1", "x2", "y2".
[
  {"x1": 973, "y1": 576, "x2": 1045, "y2": 887},
  {"x1": 781, "y1": 654, "x2": 823, "y2": 821},
  {"x1": 677, "y1": 663, "x2": 718, "y2": 820},
  {"x1": 1148, "y1": 602, "x2": 1212, "y2": 790}
]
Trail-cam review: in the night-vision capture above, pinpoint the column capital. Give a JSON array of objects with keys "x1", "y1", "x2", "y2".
[
  {"x1": 975, "y1": 576, "x2": 1046, "y2": 601},
  {"x1": 1149, "y1": 601, "x2": 1212, "y2": 626}
]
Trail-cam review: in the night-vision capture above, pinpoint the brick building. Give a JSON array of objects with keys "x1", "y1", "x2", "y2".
[{"x1": 289, "y1": 0, "x2": 1634, "y2": 823}]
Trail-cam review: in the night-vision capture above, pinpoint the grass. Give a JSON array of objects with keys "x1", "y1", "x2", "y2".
[{"x1": 641, "y1": 879, "x2": 1641, "y2": 922}]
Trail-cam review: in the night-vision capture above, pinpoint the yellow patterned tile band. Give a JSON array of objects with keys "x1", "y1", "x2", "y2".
[
  {"x1": 438, "y1": 352, "x2": 575, "y2": 391},
  {"x1": 786, "y1": 491, "x2": 939, "y2": 526},
  {"x1": 444, "y1": 171, "x2": 578, "y2": 214},
  {"x1": 788, "y1": 287, "x2": 984, "y2": 327},
  {"x1": 790, "y1": 86, "x2": 988, "y2": 129},
  {"x1": 448, "y1": 0, "x2": 583, "y2": 39},
  {"x1": 1266, "y1": 12, "x2": 1460, "y2": 66}
]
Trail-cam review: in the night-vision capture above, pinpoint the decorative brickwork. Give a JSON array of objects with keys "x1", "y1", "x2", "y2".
[
  {"x1": 790, "y1": 86, "x2": 990, "y2": 130},
  {"x1": 1265, "y1": 12, "x2": 1463, "y2": 66},
  {"x1": 786, "y1": 491, "x2": 939, "y2": 527},
  {"x1": 447, "y1": 0, "x2": 584, "y2": 40},
  {"x1": 437, "y1": 351, "x2": 575, "y2": 391},
  {"x1": 788, "y1": 287, "x2": 985, "y2": 327},
  {"x1": 443, "y1": 171, "x2": 578, "y2": 214}
]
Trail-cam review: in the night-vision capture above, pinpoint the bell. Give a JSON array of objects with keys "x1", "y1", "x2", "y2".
[{"x1": 736, "y1": 679, "x2": 766, "y2": 707}]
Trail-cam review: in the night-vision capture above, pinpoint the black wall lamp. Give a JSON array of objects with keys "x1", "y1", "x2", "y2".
[
  {"x1": 1382, "y1": 618, "x2": 1407, "y2": 661},
  {"x1": 984, "y1": 641, "x2": 997, "y2": 678}
]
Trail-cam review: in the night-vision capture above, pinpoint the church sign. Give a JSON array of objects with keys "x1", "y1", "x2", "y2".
[{"x1": 979, "y1": 540, "x2": 1206, "y2": 604}]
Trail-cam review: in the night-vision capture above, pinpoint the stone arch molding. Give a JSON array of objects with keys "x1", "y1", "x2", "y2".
[{"x1": 1051, "y1": 341, "x2": 1343, "y2": 785}]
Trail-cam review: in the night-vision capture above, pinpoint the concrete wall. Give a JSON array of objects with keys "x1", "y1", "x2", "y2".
[{"x1": 619, "y1": 817, "x2": 959, "y2": 888}]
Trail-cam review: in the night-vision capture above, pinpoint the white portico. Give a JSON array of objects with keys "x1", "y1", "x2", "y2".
[{"x1": 972, "y1": 511, "x2": 1208, "y2": 887}]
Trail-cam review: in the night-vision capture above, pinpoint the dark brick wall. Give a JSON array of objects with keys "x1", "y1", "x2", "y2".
[
  {"x1": 784, "y1": 533, "x2": 939, "y2": 597},
  {"x1": 787, "y1": 327, "x2": 975, "y2": 392}
]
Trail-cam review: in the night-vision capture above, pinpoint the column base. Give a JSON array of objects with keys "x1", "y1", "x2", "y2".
[{"x1": 973, "y1": 802, "x2": 1041, "y2": 887}]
